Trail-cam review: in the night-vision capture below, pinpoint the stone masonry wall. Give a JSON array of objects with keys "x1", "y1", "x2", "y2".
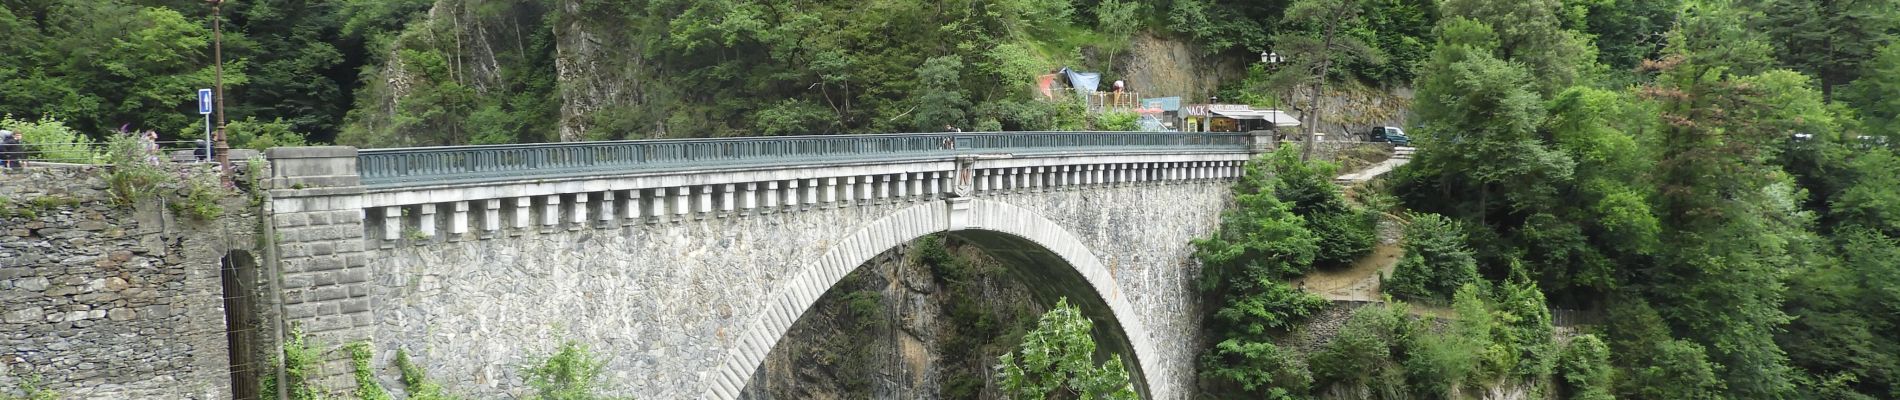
[
  {"x1": 361, "y1": 179, "x2": 1234, "y2": 399},
  {"x1": 265, "y1": 147, "x2": 376, "y2": 390},
  {"x1": 0, "y1": 167, "x2": 257, "y2": 399},
  {"x1": 974, "y1": 182, "x2": 1232, "y2": 398}
]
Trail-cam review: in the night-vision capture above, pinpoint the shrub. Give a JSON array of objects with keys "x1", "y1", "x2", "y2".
[
  {"x1": 1556, "y1": 335, "x2": 1613, "y2": 400},
  {"x1": 349, "y1": 343, "x2": 391, "y2": 400},
  {"x1": 1384, "y1": 212, "x2": 1481, "y2": 300},
  {"x1": 395, "y1": 350, "x2": 458, "y2": 400},
  {"x1": 170, "y1": 167, "x2": 229, "y2": 221},
  {"x1": 102, "y1": 134, "x2": 171, "y2": 204},
  {"x1": 1310, "y1": 306, "x2": 1402, "y2": 386},
  {"x1": 523, "y1": 341, "x2": 618, "y2": 400},
  {"x1": 260, "y1": 328, "x2": 328, "y2": 400},
  {"x1": 2, "y1": 115, "x2": 97, "y2": 164},
  {"x1": 1095, "y1": 111, "x2": 1140, "y2": 131},
  {"x1": 227, "y1": 117, "x2": 310, "y2": 150},
  {"x1": 1308, "y1": 209, "x2": 1380, "y2": 268}
]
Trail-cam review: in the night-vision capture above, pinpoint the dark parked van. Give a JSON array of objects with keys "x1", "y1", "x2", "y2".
[{"x1": 1368, "y1": 126, "x2": 1410, "y2": 146}]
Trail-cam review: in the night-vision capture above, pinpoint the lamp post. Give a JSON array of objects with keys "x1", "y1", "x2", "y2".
[
  {"x1": 208, "y1": 0, "x2": 231, "y2": 185},
  {"x1": 1261, "y1": 50, "x2": 1284, "y2": 65}
]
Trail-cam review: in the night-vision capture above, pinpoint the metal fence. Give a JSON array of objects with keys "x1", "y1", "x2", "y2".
[
  {"x1": 357, "y1": 131, "x2": 1251, "y2": 188},
  {"x1": 0, "y1": 141, "x2": 211, "y2": 166}
]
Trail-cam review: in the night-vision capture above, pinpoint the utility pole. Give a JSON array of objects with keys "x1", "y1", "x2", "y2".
[{"x1": 210, "y1": 0, "x2": 232, "y2": 185}]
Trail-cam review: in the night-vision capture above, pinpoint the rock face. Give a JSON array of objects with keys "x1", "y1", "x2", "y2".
[
  {"x1": 739, "y1": 239, "x2": 1048, "y2": 400},
  {"x1": 0, "y1": 167, "x2": 264, "y2": 399}
]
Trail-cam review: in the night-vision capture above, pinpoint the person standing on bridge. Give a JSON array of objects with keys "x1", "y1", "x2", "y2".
[{"x1": 0, "y1": 130, "x2": 22, "y2": 170}]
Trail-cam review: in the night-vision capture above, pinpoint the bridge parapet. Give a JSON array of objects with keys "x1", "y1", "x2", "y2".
[
  {"x1": 356, "y1": 154, "x2": 1248, "y2": 247},
  {"x1": 347, "y1": 132, "x2": 1253, "y2": 247}
]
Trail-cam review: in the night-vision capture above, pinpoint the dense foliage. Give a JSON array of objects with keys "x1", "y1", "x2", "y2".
[
  {"x1": 996, "y1": 297, "x2": 1140, "y2": 400},
  {"x1": 1383, "y1": 0, "x2": 1900, "y2": 398},
  {"x1": 6, "y1": 0, "x2": 1900, "y2": 397}
]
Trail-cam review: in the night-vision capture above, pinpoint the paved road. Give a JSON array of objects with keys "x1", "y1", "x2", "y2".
[{"x1": 1334, "y1": 157, "x2": 1410, "y2": 184}]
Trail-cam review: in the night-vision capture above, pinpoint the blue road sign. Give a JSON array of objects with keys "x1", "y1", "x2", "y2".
[{"x1": 197, "y1": 89, "x2": 213, "y2": 115}]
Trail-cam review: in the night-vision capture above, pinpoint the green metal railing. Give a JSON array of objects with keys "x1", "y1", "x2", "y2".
[{"x1": 357, "y1": 131, "x2": 1250, "y2": 187}]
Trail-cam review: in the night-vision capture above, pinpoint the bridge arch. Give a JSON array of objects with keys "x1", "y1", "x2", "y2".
[{"x1": 707, "y1": 198, "x2": 1164, "y2": 399}]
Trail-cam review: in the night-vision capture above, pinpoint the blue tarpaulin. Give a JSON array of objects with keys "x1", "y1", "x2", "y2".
[{"x1": 1059, "y1": 67, "x2": 1100, "y2": 94}]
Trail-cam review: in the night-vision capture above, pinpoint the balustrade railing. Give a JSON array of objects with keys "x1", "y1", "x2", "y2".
[{"x1": 357, "y1": 131, "x2": 1250, "y2": 187}]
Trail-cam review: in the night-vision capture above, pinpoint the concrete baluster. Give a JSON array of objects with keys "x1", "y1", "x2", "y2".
[
  {"x1": 895, "y1": 173, "x2": 909, "y2": 200},
  {"x1": 804, "y1": 179, "x2": 820, "y2": 207},
  {"x1": 648, "y1": 188, "x2": 668, "y2": 223},
  {"x1": 672, "y1": 186, "x2": 691, "y2": 217},
  {"x1": 928, "y1": 172, "x2": 943, "y2": 198},
  {"x1": 720, "y1": 184, "x2": 737, "y2": 215},
  {"x1": 842, "y1": 177, "x2": 858, "y2": 206},
  {"x1": 624, "y1": 190, "x2": 642, "y2": 223},
  {"x1": 481, "y1": 199, "x2": 501, "y2": 238},
  {"x1": 596, "y1": 192, "x2": 615, "y2": 228},
  {"x1": 696, "y1": 185, "x2": 714, "y2": 216},
  {"x1": 877, "y1": 175, "x2": 892, "y2": 201},
  {"x1": 450, "y1": 201, "x2": 469, "y2": 239},
  {"x1": 823, "y1": 178, "x2": 839, "y2": 204},
  {"x1": 513, "y1": 197, "x2": 532, "y2": 232},
  {"x1": 415, "y1": 204, "x2": 437, "y2": 241},
  {"x1": 542, "y1": 195, "x2": 561, "y2": 229},
  {"x1": 764, "y1": 181, "x2": 781, "y2": 209},
  {"x1": 739, "y1": 183, "x2": 758, "y2": 213},
  {"x1": 570, "y1": 193, "x2": 589, "y2": 230},
  {"x1": 382, "y1": 206, "x2": 402, "y2": 244}
]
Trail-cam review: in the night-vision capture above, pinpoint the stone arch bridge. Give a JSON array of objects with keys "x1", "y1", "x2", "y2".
[{"x1": 262, "y1": 132, "x2": 1270, "y2": 399}]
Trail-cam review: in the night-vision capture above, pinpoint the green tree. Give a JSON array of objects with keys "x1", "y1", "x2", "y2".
[
  {"x1": 1555, "y1": 334, "x2": 1614, "y2": 400},
  {"x1": 1403, "y1": 285, "x2": 1493, "y2": 397},
  {"x1": 1192, "y1": 154, "x2": 1330, "y2": 398},
  {"x1": 1845, "y1": 43, "x2": 1900, "y2": 138},
  {"x1": 1749, "y1": 0, "x2": 1900, "y2": 100},
  {"x1": 1308, "y1": 304, "x2": 1411, "y2": 397},
  {"x1": 1638, "y1": 3, "x2": 1808, "y2": 396},
  {"x1": 1440, "y1": 0, "x2": 1597, "y2": 93},
  {"x1": 997, "y1": 297, "x2": 1139, "y2": 400},
  {"x1": 1275, "y1": 0, "x2": 1384, "y2": 160},
  {"x1": 1563, "y1": 0, "x2": 1682, "y2": 71},
  {"x1": 1400, "y1": 17, "x2": 1574, "y2": 233},
  {"x1": 1383, "y1": 213, "x2": 1481, "y2": 300},
  {"x1": 913, "y1": 55, "x2": 971, "y2": 132},
  {"x1": 1776, "y1": 225, "x2": 1900, "y2": 396},
  {"x1": 1256, "y1": 147, "x2": 1377, "y2": 268}
]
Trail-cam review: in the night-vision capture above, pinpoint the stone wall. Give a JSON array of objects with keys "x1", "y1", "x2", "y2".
[
  {"x1": 0, "y1": 167, "x2": 260, "y2": 399},
  {"x1": 264, "y1": 146, "x2": 376, "y2": 390},
  {"x1": 358, "y1": 180, "x2": 1234, "y2": 399}
]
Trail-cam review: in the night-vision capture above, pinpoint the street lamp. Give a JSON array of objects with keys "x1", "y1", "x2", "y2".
[
  {"x1": 1261, "y1": 51, "x2": 1283, "y2": 65},
  {"x1": 207, "y1": 0, "x2": 231, "y2": 185}
]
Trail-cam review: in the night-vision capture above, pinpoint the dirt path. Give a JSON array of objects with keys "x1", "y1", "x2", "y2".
[{"x1": 1295, "y1": 243, "x2": 1402, "y2": 302}]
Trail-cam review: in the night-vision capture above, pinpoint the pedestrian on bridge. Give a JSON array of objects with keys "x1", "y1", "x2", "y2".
[{"x1": 0, "y1": 130, "x2": 22, "y2": 170}]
